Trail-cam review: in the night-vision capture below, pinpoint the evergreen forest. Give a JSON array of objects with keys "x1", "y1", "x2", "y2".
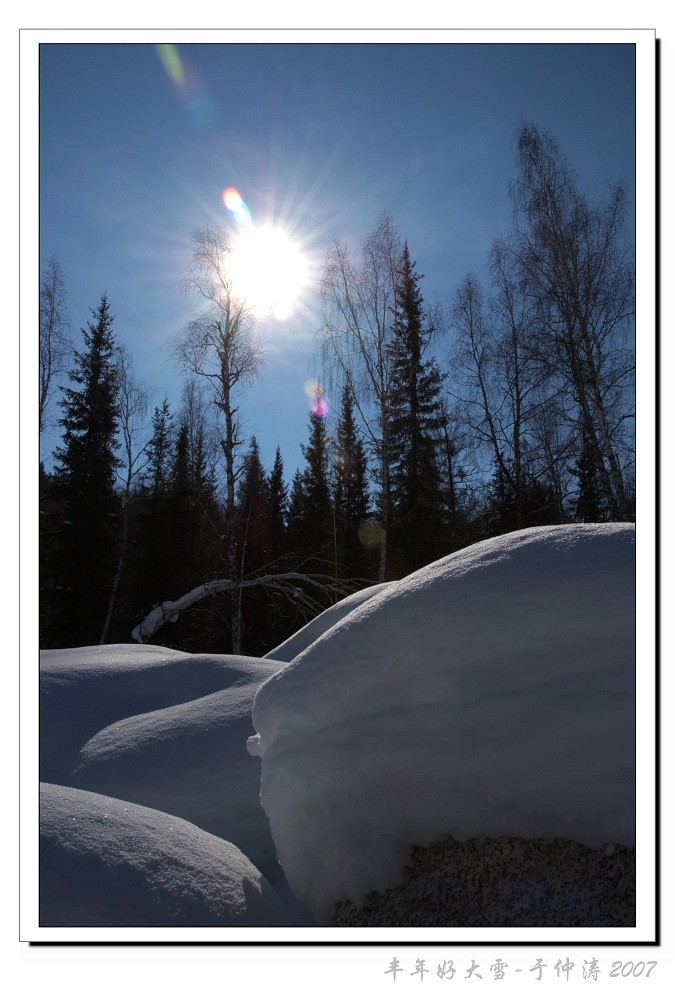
[{"x1": 39, "y1": 125, "x2": 635, "y2": 655}]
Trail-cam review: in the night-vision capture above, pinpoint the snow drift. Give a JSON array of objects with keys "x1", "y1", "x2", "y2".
[
  {"x1": 40, "y1": 646, "x2": 288, "y2": 894},
  {"x1": 264, "y1": 582, "x2": 392, "y2": 661},
  {"x1": 40, "y1": 644, "x2": 284, "y2": 782},
  {"x1": 40, "y1": 783, "x2": 291, "y2": 926},
  {"x1": 249, "y1": 524, "x2": 636, "y2": 922}
]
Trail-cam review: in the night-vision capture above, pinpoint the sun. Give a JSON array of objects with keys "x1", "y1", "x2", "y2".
[{"x1": 228, "y1": 224, "x2": 309, "y2": 320}]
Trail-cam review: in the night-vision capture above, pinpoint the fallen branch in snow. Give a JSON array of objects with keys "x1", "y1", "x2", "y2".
[{"x1": 131, "y1": 573, "x2": 358, "y2": 644}]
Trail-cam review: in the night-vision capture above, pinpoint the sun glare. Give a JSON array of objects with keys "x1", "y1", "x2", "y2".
[{"x1": 228, "y1": 224, "x2": 309, "y2": 320}]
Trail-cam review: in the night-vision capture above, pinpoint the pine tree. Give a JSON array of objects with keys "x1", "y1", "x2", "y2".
[
  {"x1": 484, "y1": 460, "x2": 560, "y2": 536},
  {"x1": 235, "y1": 438, "x2": 270, "y2": 576},
  {"x1": 49, "y1": 295, "x2": 121, "y2": 646},
  {"x1": 128, "y1": 398, "x2": 175, "y2": 615},
  {"x1": 319, "y1": 210, "x2": 402, "y2": 581},
  {"x1": 145, "y1": 416, "x2": 215, "y2": 651},
  {"x1": 287, "y1": 468, "x2": 306, "y2": 558},
  {"x1": 267, "y1": 446, "x2": 289, "y2": 566},
  {"x1": 386, "y1": 245, "x2": 448, "y2": 575},
  {"x1": 289, "y1": 388, "x2": 334, "y2": 572},
  {"x1": 572, "y1": 429, "x2": 609, "y2": 522},
  {"x1": 144, "y1": 397, "x2": 174, "y2": 503},
  {"x1": 230, "y1": 438, "x2": 273, "y2": 653},
  {"x1": 484, "y1": 462, "x2": 517, "y2": 534},
  {"x1": 165, "y1": 418, "x2": 198, "y2": 597},
  {"x1": 301, "y1": 387, "x2": 334, "y2": 572},
  {"x1": 332, "y1": 383, "x2": 371, "y2": 578}
]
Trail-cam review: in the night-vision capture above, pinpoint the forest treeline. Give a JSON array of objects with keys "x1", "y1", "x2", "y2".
[{"x1": 39, "y1": 124, "x2": 635, "y2": 654}]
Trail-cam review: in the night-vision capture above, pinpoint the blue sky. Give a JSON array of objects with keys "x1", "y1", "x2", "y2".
[{"x1": 39, "y1": 39, "x2": 637, "y2": 481}]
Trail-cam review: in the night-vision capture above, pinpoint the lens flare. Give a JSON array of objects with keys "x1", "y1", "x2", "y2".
[
  {"x1": 303, "y1": 380, "x2": 329, "y2": 419},
  {"x1": 358, "y1": 519, "x2": 384, "y2": 550},
  {"x1": 313, "y1": 395, "x2": 330, "y2": 420},
  {"x1": 156, "y1": 44, "x2": 216, "y2": 127},
  {"x1": 222, "y1": 187, "x2": 251, "y2": 226},
  {"x1": 156, "y1": 44, "x2": 185, "y2": 87},
  {"x1": 333, "y1": 448, "x2": 358, "y2": 486}
]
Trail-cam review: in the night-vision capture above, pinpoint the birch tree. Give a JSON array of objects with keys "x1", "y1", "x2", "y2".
[
  {"x1": 509, "y1": 122, "x2": 635, "y2": 520},
  {"x1": 39, "y1": 254, "x2": 72, "y2": 434},
  {"x1": 451, "y1": 243, "x2": 576, "y2": 531},
  {"x1": 131, "y1": 573, "x2": 354, "y2": 645},
  {"x1": 318, "y1": 211, "x2": 402, "y2": 579},
  {"x1": 175, "y1": 226, "x2": 265, "y2": 650}
]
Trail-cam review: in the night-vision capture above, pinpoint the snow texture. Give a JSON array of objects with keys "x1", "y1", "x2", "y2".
[
  {"x1": 250, "y1": 524, "x2": 636, "y2": 922},
  {"x1": 40, "y1": 646, "x2": 288, "y2": 897},
  {"x1": 40, "y1": 645, "x2": 282, "y2": 783},
  {"x1": 333, "y1": 836, "x2": 636, "y2": 927},
  {"x1": 264, "y1": 582, "x2": 393, "y2": 661},
  {"x1": 40, "y1": 782, "x2": 291, "y2": 926},
  {"x1": 39, "y1": 525, "x2": 636, "y2": 928}
]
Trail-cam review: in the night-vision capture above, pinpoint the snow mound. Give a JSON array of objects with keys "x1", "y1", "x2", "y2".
[
  {"x1": 41, "y1": 645, "x2": 286, "y2": 886},
  {"x1": 40, "y1": 644, "x2": 284, "y2": 782},
  {"x1": 69, "y1": 685, "x2": 281, "y2": 883},
  {"x1": 264, "y1": 583, "x2": 392, "y2": 661},
  {"x1": 250, "y1": 524, "x2": 636, "y2": 922},
  {"x1": 40, "y1": 782, "x2": 292, "y2": 926}
]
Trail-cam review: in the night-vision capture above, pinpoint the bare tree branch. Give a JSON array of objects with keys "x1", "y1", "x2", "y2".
[
  {"x1": 510, "y1": 122, "x2": 634, "y2": 519},
  {"x1": 317, "y1": 211, "x2": 402, "y2": 579},
  {"x1": 175, "y1": 225, "x2": 267, "y2": 651},
  {"x1": 39, "y1": 255, "x2": 72, "y2": 434},
  {"x1": 131, "y1": 573, "x2": 357, "y2": 645}
]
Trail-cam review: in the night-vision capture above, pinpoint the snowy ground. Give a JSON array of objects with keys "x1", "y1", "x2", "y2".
[
  {"x1": 41, "y1": 647, "x2": 287, "y2": 886},
  {"x1": 40, "y1": 782, "x2": 292, "y2": 927},
  {"x1": 38, "y1": 523, "x2": 636, "y2": 930}
]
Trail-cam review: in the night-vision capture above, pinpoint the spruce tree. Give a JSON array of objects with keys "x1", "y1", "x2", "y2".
[
  {"x1": 332, "y1": 383, "x2": 371, "y2": 578},
  {"x1": 148, "y1": 417, "x2": 215, "y2": 650},
  {"x1": 484, "y1": 460, "x2": 560, "y2": 536},
  {"x1": 165, "y1": 418, "x2": 198, "y2": 598},
  {"x1": 143, "y1": 397, "x2": 173, "y2": 503},
  {"x1": 290, "y1": 389, "x2": 334, "y2": 572},
  {"x1": 129, "y1": 398, "x2": 175, "y2": 614},
  {"x1": 386, "y1": 245, "x2": 447, "y2": 575},
  {"x1": 231, "y1": 438, "x2": 273, "y2": 653},
  {"x1": 235, "y1": 437, "x2": 270, "y2": 576},
  {"x1": 49, "y1": 295, "x2": 121, "y2": 646},
  {"x1": 267, "y1": 446, "x2": 289, "y2": 566},
  {"x1": 287, "y1": 468, "x2": 305, "y2": 555},
  {"x1": 301, "y1": 388, "x2": 334, "y2": 572},
  {"x1": 572, "y1": 429, "x2": 609, "y2": 522}
]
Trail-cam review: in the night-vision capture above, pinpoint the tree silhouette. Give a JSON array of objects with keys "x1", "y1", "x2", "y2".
[{"x1": 49, "y1": 295, "x2": 121, "y2": 646}]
